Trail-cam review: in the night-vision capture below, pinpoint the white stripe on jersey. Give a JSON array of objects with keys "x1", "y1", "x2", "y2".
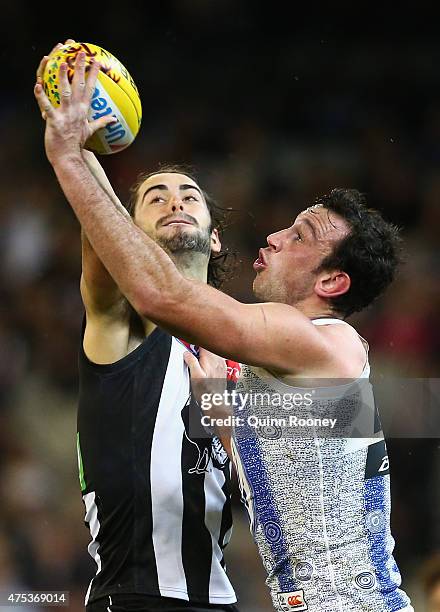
[
  {"x1": 231, "y1": 438, "x2": 256, "y2": 533},
  {"x1": 150, "y1": 338, "x2": 189, "y2": 599},
  {"x1": 83, "y1": 491, "x2": 102, "y2": 605},
  {"x1": 204, "y1": 458, "x2": 228, "y2": 599}
]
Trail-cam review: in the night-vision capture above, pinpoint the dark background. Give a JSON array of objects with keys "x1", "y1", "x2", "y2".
[{"x1": 1, "y1": 3, "x2": 439, "y2": 610}]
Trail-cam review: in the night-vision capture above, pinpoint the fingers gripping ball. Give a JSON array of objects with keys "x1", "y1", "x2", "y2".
[{"x1": 43, "y1": 42, "x2": 142, "y2": 154}]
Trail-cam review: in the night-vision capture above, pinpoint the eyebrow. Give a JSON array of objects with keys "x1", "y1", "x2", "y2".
[
  {"x1": 142, "y1": 183, "x2": 203, "y2": 202},
  {"x1": 298, "y1": 217, "x2": 317, "y2": 239}
]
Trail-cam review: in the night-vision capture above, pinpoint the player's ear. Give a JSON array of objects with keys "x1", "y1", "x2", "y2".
[
  {"x1": 315, "y1": 270, "x2": 351, "y2": 299},
  {"x1": 210, "y1": 228, "x2": 221, "y2": 254}
]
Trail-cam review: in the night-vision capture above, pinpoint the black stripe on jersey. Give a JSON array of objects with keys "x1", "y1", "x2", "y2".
[{"x1": 180, "y1": 397, "x2": 213, "y2": 601}]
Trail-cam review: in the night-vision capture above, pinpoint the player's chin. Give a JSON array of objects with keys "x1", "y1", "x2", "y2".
[{"x1": 252, "y1": 274, "x2": 266, "y2": 301}]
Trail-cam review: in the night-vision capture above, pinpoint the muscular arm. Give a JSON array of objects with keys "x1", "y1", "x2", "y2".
[
  {"x1": 53, "y1": 154, "x2": 334, "y2": 374},
  {"x1": 79, "y1": 151, "x2": 131, "y2": 363},
  {"x1": 80, "y1": 149, "x2": 128, "y2": 312}
]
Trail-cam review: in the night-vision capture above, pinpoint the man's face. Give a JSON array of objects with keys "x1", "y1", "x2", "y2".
[
  {"x1": 253, "y1": 205, "x2": 351, "y2": 304},
  {"x1": 133, "y1": 172, "x2": 219, "y2": 257}
]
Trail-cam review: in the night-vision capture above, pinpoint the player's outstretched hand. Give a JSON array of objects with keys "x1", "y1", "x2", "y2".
[
  {"x1": 36, "y1": 39, "x2": 76, "y2": 121},
  {"x1": 34, "y1": 47, "x2": 115, "y2": 165}
]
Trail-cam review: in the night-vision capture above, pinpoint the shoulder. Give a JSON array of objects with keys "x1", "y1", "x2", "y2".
[
  {"x1": 82, "y1": 304, "x2": 158, "y2": 366},
  {"x1": 310, "y1": 320, "x2": 367, "y2": 378}
]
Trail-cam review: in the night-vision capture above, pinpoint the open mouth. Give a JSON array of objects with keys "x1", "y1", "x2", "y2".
[{"x1": 253, "y1": 249, "x2": 268, "y2": 271}]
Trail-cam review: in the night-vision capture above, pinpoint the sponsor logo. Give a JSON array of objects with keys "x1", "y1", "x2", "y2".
[
  {"x1": 277, "y1": 590, "x2": 308, "y2": 611},
  {"x1": 354, "y1": 570, "x2": 376, "y2": 591},
  {"x1": 365, "y1": 439, "x2": 390, "y2": 479},
  {"x1": 91, "y1": 86, "x2": 126, "y2": 147},
  {"x1": 226, "y1": 360, "x2": 241, "y2": 382},
  {"x1": 378, "y1": 455, "x2": 389, "y2": 473}
]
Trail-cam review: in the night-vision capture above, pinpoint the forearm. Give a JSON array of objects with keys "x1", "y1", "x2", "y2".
[
  {"x1": 81, "y1": 228, "x2": 125, "y2": 313},
  {"x1": 54, "y1": 154, "x2": 184, "y2": 313},
  {"x1": 81, "y1": 149, "x2": 130, "y2": 218},
  {"x1": 80, "y1": 151, "x2": 122, "y2": 294}
]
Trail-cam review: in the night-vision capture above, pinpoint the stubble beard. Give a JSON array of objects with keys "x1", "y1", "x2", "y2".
[
  {"x1": 253, "y1": 274, "x2": 287, "y2": 303},
  {"x1": 253, "y1": 271, "x2": 314, "y2": 306},
  {"x1": 155, "y1": 227, "x2": 211, "y2": 258}
]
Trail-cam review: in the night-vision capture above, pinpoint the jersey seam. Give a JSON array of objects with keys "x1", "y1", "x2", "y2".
[{"x1": 315, "y1": 435, "x2": 345, "y2": 612}]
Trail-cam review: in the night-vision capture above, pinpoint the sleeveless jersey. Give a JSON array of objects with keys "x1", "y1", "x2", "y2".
[
  {"x1": 77, "y1": 323, "x2": 236, "y2": 606},
  {"x1": 231, "y1": 318, "x2": 413, "y2": 612}
]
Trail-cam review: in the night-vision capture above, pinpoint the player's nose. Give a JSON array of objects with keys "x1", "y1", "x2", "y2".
[
  {"x1": 266, "y1": 230, "x2": 284, "y2": 252},
  {"x1": 169, "y1": 195, "x2": 184, "y2": 212}
]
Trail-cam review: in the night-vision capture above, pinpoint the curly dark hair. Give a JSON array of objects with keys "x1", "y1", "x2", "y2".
[
  {"x1": 314, "y1": 188, "x2": 403, "y2": 318},
  {"x1": 126, "y1": 164, "x2": 237, "y2": 289}
]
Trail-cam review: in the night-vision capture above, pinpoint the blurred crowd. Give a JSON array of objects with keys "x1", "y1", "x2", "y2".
[{"x1": 1, "y1": 3, "x2": 440, "y2": 610}]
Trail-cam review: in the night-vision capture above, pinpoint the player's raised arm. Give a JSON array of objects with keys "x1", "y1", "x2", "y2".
[
  {"x1": 79, "y1": 149, "x2": 129, "y2": 313},
  {"x1": 79, "y1": 150, "x2": 136, "y2": 365},
  {"x1": 37, "y1": 42, "x2": 138, "y2": 364},
  {"x1": 37, "y1": 42, "x2": 127, "y2": 314},
  {"x1": 34, "y1": 50, "x2": 359, "y2": 376}
]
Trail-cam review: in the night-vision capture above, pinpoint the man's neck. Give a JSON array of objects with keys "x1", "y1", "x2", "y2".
[
  {"x1": 171, "y1": 251, "x2": 208, "y2": 283},
  {"x1": 292, "y1": 299, "x2": 340, "y2": 321},
  {"x1": 140, "y1": 251, "x2": 208, "y2": 335}
]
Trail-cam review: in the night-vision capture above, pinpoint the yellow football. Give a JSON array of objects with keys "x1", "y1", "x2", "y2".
[{"x1": 43, "y1": 42, "x2": 142, "y2": 155}]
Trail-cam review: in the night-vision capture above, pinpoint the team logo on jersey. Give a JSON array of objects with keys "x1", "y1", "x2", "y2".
[
  {"x1": 354, "y1": 570, "x2": 376, "y2": 591},
  {"x1": 294, "y1": 561, "x2": 314, "y2": 581},
  {"x1": 182, "y1": 393, "x2": 229, "y2": 475},
  {"x1": 183, "y1": 432, "x2": 228, "y2": 474},
  {"x1": 277, "y1": 590, "x2": 308, "y2": 611},
  {"x1": 184, "y1": 431, "x2": 211, "y2": 474}
]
